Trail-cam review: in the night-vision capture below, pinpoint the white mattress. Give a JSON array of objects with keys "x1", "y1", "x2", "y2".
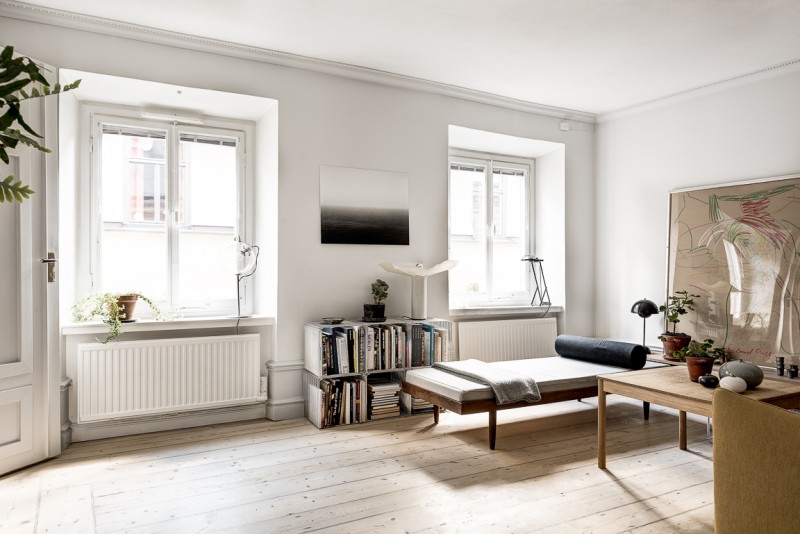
[{"x1": 403, "y1": 356, "x2": 666, "y2": 403}]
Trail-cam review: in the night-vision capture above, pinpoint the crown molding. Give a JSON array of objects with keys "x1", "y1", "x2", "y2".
[
  {"x1": 597, "y1": 56, "x2": 800, "y2": 123},
  {"x1": 0, "y1": 1, "x2": 596, "y2": 124}
]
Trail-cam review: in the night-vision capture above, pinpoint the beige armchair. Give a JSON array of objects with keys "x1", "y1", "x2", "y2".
[{"x1": 713, "y1": 387, "x2": 800, "y2": 533}]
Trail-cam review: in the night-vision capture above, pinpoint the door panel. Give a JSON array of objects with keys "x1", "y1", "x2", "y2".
[
  {"x1": 0, "y1": 386, "x2": 33, "y2": 458},
  {"x1": 0, "y1": 72, "x2": 57, "y2": 475}
]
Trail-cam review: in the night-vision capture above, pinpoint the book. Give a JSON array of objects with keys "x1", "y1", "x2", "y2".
[
  {"x1": 411, "y1": 323, "x2": 423, "y2": 367},
  {"x1": 335, "y1": 331, "x2": 349, "y2": 374}
]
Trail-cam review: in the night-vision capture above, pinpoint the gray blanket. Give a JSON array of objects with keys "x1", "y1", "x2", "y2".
[{"x1": 433, "y1": 359, "x2": 541, "y2": 405}]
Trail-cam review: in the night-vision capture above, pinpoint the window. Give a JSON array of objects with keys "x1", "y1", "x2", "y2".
[
  {"x1": 92, "y1": 114, "x2": 247, "y2": 315},
  {"x1": 448, "y1": 152, "x2": 532, "y2": 307}
]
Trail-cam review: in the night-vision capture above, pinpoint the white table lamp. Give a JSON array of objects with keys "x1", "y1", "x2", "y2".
[{"x1": 379, "y1": 260, "x2": 457, "y2": 320}]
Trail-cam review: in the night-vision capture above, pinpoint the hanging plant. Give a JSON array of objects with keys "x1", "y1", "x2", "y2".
[
  {"x1": 0, "y1": 45, "x2": 80, "y2": 203},
  {"x1": 72, "y1": 292, "x2": 166, "y2": 343}
]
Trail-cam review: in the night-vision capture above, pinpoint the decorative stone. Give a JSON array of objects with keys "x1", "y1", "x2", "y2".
[
  {"x1": 698, "y1": 374, "x2": 719, "y2": 389},
  {"x1": 720, "y1": 376, "x2": 748, "y2": 393},
  {"x1": 719, "y1": 360, "x2": 764, "y2": 389}
]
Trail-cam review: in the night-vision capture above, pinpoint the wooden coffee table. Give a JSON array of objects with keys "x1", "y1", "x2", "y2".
[{"x1": 597, "y1": 365, "x2": 800, "y2": 468}]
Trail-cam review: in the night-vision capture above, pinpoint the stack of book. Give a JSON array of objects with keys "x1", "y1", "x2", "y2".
[
  {"x1": 400, "y1": 390, "x2": 434, "y2": 414},
  {"x1": 316, "y1": 377, "x2": 367, "y2": 427},
  {"x1": 368, "y1": 377, "x2": 401, "y2": 420}
]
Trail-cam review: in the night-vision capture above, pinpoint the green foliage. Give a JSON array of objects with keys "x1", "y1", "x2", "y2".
[
  {"x1": 658, "y1": 290, "x2": 700, "y2": 335},
  {"x1": 672, "y1": 338, "x2": 727, "y2": 363},
  {"x1": 0, "y1": 45, "x2": 80, "y2": 204},
  {"x1": 0, "y1": 174, "x2": 34, "y2": 202},
  {"x1": 72, "y1": 292, "x2": 165, "y2": 343},
  {"x1": 371, "y1": 279, "x2": 389, "y2": 304}
]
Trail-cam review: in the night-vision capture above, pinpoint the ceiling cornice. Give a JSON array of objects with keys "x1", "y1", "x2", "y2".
[
  {"x1": 0, "y1": 0, "x2": 597, "y2": 124},
  {"x1": 597, "y1": 56, "x2": 800, "y2": 123}
]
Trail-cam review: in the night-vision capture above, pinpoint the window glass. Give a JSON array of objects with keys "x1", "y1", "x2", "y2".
[
  {"x1": 449, "y1": 155, "x2": 531, "y2": 307},
  {"x1": 177, "y1": 137, "x2": 238, "y2": 306},
  {"x1": 100, "y1": 129, "x2": 168, "y2": 300}
]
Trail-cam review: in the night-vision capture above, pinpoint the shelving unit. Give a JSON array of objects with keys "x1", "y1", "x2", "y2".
[{"x1": 303, "y1": 318, "x2": 453, "y2": 428}]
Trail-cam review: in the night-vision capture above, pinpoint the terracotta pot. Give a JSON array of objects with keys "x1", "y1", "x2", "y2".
[
  {"x1": 115, "y1": 294, "x2": 139, "y2": 321},
  {"x1": 686, "y1": 356, "x2": 715, "y2": 382},
  {"x1": 661, "y1": 333, "x2": 691, "y2": 360}
]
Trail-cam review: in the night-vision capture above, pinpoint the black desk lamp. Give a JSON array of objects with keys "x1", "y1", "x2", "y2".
[
  {"x1": 631, "y1": 298, "x2": 659, "y2": 353},
  {"x1": 522, "y1": 256, "x2": 550, "y2": 306}
]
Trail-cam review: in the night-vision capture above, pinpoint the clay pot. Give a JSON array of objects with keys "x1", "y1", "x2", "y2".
[
  {"x1": 686, "y1": 356, "x2": 715, "y2": 382},
  {"x1": 115, "y1": 294, "x2": 139, "y2": 321},
  {"x1": 661, "y1": 333, "x2": 691, "y2": 360}
]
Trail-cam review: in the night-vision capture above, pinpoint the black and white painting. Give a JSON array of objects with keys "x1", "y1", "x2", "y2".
[{"x1": 320, "y1": 165, "x2": 409, "y2": 245}]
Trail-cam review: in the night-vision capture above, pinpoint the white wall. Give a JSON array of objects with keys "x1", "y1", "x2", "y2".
[
  {"x1": 596, "y1": 69, "x2": 800, "y2": 348},
  {"x1": 1, "y1": 16, "x2": 596, "y2": 419},
  {"x1": 535, "y1": 147, "x2": 567, "y2": 311}
]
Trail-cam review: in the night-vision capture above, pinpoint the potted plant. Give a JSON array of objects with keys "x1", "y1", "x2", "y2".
[
  {"x1": 72, "y1": 291, "x2": 165, "y2": 343},
  {"x1": 658, "y1": 290, "x2": 700, "y2": 360},
  {"x1": 673, "y1": 338, "x2": 726, "y2": 382},
  {"x1": 362, "y1": 279, "x2": 388, "y2": 322}
]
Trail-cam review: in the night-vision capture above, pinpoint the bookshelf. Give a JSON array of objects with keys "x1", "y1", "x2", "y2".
[{"x1": 303, "y1": 318, "x2": 453, "y2": 428}]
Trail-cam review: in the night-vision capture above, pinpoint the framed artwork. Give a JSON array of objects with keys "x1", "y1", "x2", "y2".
[
  {"x1": 666, "y1": 174, "x2": 800, "y2": 366},
  {"x1": 320, "y1": 165, "x2": 409, "y2": 245}
]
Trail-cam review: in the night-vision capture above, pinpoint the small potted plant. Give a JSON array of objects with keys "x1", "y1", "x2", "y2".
[
  {"x1": 362, "y1": 279, "x2": 388, "y2": 322},
  {"x1": 658, "y1": 290, "x2": 700, "y2": 360},
  {"x1": 72, "y1": 291, "x2": 165, "y2": 343},
  {"x1": 673, "y1": 338, "x2": 726, "y2": 382}
]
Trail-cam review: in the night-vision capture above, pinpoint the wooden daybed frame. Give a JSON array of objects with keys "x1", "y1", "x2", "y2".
[{"x1": 401, "y1": 381, "x2": 650, "y2": 450}]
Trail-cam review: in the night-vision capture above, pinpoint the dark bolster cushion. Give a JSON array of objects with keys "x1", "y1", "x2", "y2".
[{"x1": 554, "y1": 335, "x2": 647, "y2": 370}]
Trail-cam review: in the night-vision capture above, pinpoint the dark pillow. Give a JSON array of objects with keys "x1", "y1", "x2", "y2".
[{"x1": 554, "y1": 335, "x2": 647, "y2": 370}]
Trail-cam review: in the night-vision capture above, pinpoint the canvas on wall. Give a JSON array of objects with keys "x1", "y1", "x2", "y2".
[
  {"x1": 320, "y1": 165, "x2": 409, "y2": 245},
  {"x1": 667, "y1": 174, "x2": 800, "y2": 366}
]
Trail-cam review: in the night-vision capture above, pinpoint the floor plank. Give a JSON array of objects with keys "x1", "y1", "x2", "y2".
[{"x1": 0, "y1": 396, "x2": 715, "y2": 533}]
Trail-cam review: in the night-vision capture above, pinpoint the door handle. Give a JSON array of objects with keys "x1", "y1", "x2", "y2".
[{"x1": 41, "y1": 253, "x2": 57, "y2": 283}]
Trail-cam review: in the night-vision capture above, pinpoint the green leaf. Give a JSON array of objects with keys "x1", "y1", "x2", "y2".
[
  {"x1": 0, "y1": 78, "x2": 31, "y2": 96},
  {"x1": 0, "y1": 174, "x2": 34, "y2": 203},
  {"x1": 1, "y1": 46, "x2": 13, "y2": 62}
]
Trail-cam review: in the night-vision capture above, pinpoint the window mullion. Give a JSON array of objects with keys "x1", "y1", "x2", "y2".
[
  {"x1": 485, "y1": 162, "x2": 494, "y2": 298},
  {"x1": 167, "y1": 123, "x2": 180, "y2": 311}
]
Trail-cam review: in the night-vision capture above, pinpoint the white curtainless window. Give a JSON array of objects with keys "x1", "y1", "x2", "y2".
[
  {"x1": 448, "y1": 151, "x2": 532, "y2": 308},
  {"x1": 91, "y1": 114, "x2": 247, "y2": 315}
]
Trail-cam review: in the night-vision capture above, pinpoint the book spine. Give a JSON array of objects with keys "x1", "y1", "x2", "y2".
[{"x1": 412, "y1": 324, "x2": 423, "y2": 367}]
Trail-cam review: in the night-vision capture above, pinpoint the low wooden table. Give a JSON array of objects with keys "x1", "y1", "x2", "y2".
[{"x1": 597, "y1": 366, "x2": 800, "y2": 468}]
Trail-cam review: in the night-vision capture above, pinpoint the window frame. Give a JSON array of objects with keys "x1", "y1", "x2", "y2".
[
  {"x1": 81, "y1": 105, "x2": 254, "y2": 317},
  {"x1": 448, "y1": 149, "x2": 534, "y2": 308}
]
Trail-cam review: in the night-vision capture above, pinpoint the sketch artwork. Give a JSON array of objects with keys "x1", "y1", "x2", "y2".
[{"x1": 667, "y1": 175, "x2": 800, "y2": 365}]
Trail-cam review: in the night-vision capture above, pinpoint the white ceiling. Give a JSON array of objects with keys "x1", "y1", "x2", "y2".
[{"x1": 15, "y1": 0, "x2": 800, "y2": 115}]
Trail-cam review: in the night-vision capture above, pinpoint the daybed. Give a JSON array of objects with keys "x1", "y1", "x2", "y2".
[{"x1": 402, "y1": 335, "x2": 665, "y2": 449}]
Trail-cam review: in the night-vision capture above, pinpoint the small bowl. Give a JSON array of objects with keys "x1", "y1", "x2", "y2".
[{"x1": 321, "y1": 317, "x2": 345, "y2": 325}]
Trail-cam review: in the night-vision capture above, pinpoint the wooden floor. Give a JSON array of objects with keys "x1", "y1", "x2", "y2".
[{"x1": 0, "y1": 397, "x2": 714, "y2": 533}]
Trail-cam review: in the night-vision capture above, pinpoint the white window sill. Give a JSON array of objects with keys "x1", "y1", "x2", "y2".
[
  {"x1": 61, "y1": 315, "x2": 275, "y2": 336},
  {"x1": 449, "y1": 305, "x2": 562, "y2": 319}
]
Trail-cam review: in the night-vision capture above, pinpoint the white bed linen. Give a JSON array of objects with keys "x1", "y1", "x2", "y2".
[{"x1": 404, "y1": 356, "x2": 666, "y2": 402}]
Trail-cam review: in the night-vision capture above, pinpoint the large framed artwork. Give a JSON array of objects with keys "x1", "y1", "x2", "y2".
[
  {"x1": 666, "y1": 174, "x2": 800, "y2": 366},
  {"x1": 320, "y1": 165, "x2": 409, "y2": 245}
]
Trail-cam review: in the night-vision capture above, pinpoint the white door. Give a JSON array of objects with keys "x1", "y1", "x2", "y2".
[{"x1": 0, "y1": 69, "x2": 61, "y2": 475}]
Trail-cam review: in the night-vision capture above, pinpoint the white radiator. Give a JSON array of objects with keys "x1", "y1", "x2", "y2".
[
  {"x1": 75, "y1": 334, "x2": 261, "y2": 423},
  {"x1": 457, "y1": 318, "x2": 557, "y2": 362}
]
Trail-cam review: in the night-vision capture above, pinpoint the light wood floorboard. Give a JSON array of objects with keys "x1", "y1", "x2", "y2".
[{"x1": 0, "y1": 397, "x2": 714, "y2": 533}]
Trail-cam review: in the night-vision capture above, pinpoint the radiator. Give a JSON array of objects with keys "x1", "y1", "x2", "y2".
[
  {"x1": 75, "y1": 334, "x2": 261, "y2": 423},
  {"x1": 457, "y1": 318, "x2": 557, "y2": 362}
]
